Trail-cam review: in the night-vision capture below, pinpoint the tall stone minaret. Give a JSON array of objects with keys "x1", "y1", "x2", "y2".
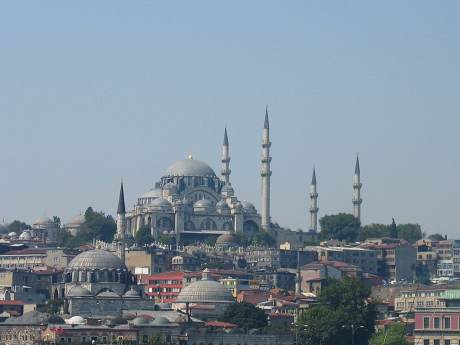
[
  {"x1": 116, "y1": 181, "x2": 126, "y2": 264},
  {"x1": 221, "y1": 128, "x2": 231, "y2": 185},
  {"x1": 261, "y1": 107, "x2": 272, "y2": 230},
  {"x1": 352, "y1": 155, "x2": 362, "y2": 221},
  {"x1": 309, "y1": 168, "x2": 319, "y2": 232}
]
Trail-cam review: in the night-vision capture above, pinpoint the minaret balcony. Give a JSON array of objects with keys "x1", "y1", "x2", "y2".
[
  {"x1": 353, "y1": 182, "x2": 362, "y2": 188},
  {"x1": 261, "y1": 157, "x2": 272, "y2": 163},
  {"x1": 262, "y1": 142, "x2": 272, "y2": 148},
  {"x1": 260, "y1": 171, "x2": 272, "y2": 177},
  {"x1": 352, "y1": 198, "x2": 363, "y2": 204},
  {"x1": 309, "y1": 207, "x2": 319, "y2": 212}
]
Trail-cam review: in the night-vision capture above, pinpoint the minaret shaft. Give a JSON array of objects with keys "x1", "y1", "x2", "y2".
[
  {"x1": 261, "y1": 109, "x2": 272, "y2": 230},
  {"x1": 116, "y1": 182, "x2": 126, "y2": 264},
  {"x1": 221, "y1": 128, "x2": 231, "y2": 185},
  {"x1": 309, "y1": 169, "x2": 318, "y2": 232},
  {"x1": 352, "y1": 155, "x2": 362, "y2": 221}
]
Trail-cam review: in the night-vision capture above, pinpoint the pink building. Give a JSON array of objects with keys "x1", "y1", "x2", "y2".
[{"x1": 414, "y1": 290, "x2": 460, "y2": 345}]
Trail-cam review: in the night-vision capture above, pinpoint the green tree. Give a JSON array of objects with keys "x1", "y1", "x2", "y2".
[
  {"x1": 221, "y1": 302, "x2": 268, "y2": 330},
  {"x1": 146, "y1": 333, "x2": 168, "y2": 345},
  {"x1": 253, "y1": 230, "x2": 276, "y2": 247},
  {"x1": 158, "y1": 233, "x2": 175, "y2": 245},
  {"x1": 298, "y1": 277, "x2": 376, "y2": 345},
  {"x1": 359, "y1": 223, "x2": 389, "y2": 241},
  {"x1": 369, "y1": 323, "x2": 410, "y2": 345},
  {"x1": 7, "y1": 220, "x2": 31, "y2": 234},
  {"x1": 428, "y1": 233, "x2": 445, "y2": 241},
  {"x1": 319, "y1": 214, "x2": 361, "y2": 242},
  {"x1": 135, "y1": 225, "x2": 154, "y2": 245},
  {"x1": 52, "y1": 216, "x2": 61, "y2": 228},
  {"x1": 397, "y1": 223, "x2": 422, "y2": 243},
  {"x1": 389, "y1": 218, "x2": 398, "y2": 238},
  {"x1": 83, "y1": 207, "x2": 117, "y2": 242}
]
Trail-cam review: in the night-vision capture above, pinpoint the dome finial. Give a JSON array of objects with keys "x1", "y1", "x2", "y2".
[{"x1": 188, "y1": 153, "x2": 193, "y2": 160}]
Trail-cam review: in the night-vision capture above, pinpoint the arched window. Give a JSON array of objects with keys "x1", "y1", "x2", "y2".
[
  {"x1": 222, "y1": 222, "x2": 233, "y2": 231},
  {"x1": 184, "y1": 221, "x2": 196, "y2": 231},
  {"x1": 200, "y1": 219, "x2": 217, "y2": 230},
  {"x1": 243, "y1": 220, "x2": 259, "y2": 233}
]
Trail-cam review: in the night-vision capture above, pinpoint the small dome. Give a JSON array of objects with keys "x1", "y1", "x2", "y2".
[
  {"x1": 216, "y1": 233, "x2": 237, "y2": 246},
  {"x1": 149, "y1": 198, "x2": 173, "y2": 212},
  {"x1": 67, "y1": 249, "x2": 126, "y2": 271},
  {"x1": 132, "y1": 316, "x2": 150, "y2": 326},
  {"x1": 176, "y1": 271, "x2": 234, "y2": 304},
  {"x1": 165, "y1": 158, "x2": 216, "y2": 177},
  {"x1": 34, "y1": 216, "x2": 53, "y2": 225},
  {"x1": 66, "y1": 316, "x2": 86, "y2": 325},
  {"x1": 97, "y1": 290, "x2": 120, "y2": 298},
  {"x1": 221, "y1": 185, "x2": 235, "y2": 197},
  {"x1": 241, "y1": 201, "x2": 257, "y2": 214},
  {"x1": 67, "y1": 286, "x2": 93, "y2": 297},
  {"x1": 7, "y1": 232, "x2": 17, "y2": 238},
  {"x1": 123, "y1": 288, "x2": 140, "y2": 298},
  {"x1": 151, "y1": 316, "x2": 170, "y2": 325},
  {"x1": 164, "y1": 182, "x2": 178, "y2": 192},
  {"x1": 193, "y1": 199, "x2": 215, "y2": 213},
  {"x1": 18, "y1": 230, "x2": 32, "y2": 240},
  {"x1": 66, "y1": 214, "x2": 85, "y2": 226}
]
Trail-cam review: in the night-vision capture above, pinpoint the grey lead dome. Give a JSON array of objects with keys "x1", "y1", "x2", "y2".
[
  {"x1": 67, "y1": 249, "x2": 127, "y2": 271},
  {"x1": 176, "y1": 278, "x2": 234, "y2": 304},
  {"x1": 165, "y1": 158, "x2": 216, "y2": 177}
]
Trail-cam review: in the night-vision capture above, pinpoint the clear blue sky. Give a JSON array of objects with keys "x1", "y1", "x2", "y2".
[{"x1": 0, "y1": 1, "x2": 459, "y2": 236}]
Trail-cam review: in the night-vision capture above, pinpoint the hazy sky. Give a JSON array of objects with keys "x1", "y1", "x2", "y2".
[{"x1": 0, "y1": 1, "x2": 459, "y2": 236}]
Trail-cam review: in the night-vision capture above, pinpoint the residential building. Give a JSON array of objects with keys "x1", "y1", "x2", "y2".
[
  {"x1": 125, "y1": 247, "x2": 170, "y2": 275},
  {"x1": 452, "y1": 240, "x2": 460, "y2": 277},
  {"x1": 0, "y1": 249, "x2": 47, "y2": 270},
  {"x1": 245, "y1": 248, "x2": 317, "y2": 270},
  {"x1": 306, "y1": 245, "x2": 377, "y2": 274},
  {"x1": 362, "y1": 242, "x2": 416, "y2": 282},
  {"x1": 435, "y1": 240, "x2": 453, "y2": 261},
  {"x1": 437, "y1": 260, "x2": 454, "y2": 279}
]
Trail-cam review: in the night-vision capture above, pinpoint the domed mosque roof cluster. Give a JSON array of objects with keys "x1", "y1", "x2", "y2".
[
  {"x1": 149, "y1": 197, "x2": 173, "y2": 212},
  {"x1": 131, "y1": 315, "x2": 171, "y2": 326},
  {"x1": 67, "y1": 249, "x2": 127, "y2": 271}
]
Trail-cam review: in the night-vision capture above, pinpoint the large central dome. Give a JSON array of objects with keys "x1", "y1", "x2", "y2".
[
  {"x1": 165, "y1": 158, "x2": 216, "y2": 177},
  {"x1": 67, "y1": 249, "x2": 126, "y2": 271}
]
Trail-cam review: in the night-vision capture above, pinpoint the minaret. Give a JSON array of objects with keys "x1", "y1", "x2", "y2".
[
  {"x1": 221, "y1": 128, "x2": 231, "y2": 185},
  {"x1": 309, "y1": 168, "x2": 319, "y2": 232},
  {"x1": 116, "y1": 181, "x2": 126, "y2": 264},
  {"x1": 352, "y1": 155, "x2": 362, "y2": 221},
  {"x1": 261, "y1": 107, "x2": 272, "y2": 230}
]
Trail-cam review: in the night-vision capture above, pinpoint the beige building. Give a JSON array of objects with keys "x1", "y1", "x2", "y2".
[
  {"x1": 394, "y1": 287, "x2": 446, "y2": 313},
  {"x1": 0, "y1": 249, "x2": 47, "y2": 270},
  {"x1": 125, "y1": 247, "x2": 170, "y2": 275}
]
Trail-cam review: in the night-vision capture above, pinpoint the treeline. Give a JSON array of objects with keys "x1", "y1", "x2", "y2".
[{"x1": 319, "y1": 213, "x2": 423, "y2": 243}]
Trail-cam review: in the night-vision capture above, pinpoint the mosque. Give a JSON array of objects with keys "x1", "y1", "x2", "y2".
[{"x1": 122, "y1": 109, "x2": 363, "y2": 244}]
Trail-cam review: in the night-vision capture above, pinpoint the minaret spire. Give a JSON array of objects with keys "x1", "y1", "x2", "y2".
[
  {"x1": 309, "y1": 168, "x2": 319, "y2": 232},
  {"x1": 261, "y1": 107, "x2": 272, "y2": 230},
  {"x1": 221, "y1": 128, "x2": 231, "y2": 185},
  {"x1": 352, "y1": 154, "x2": 362, "y2": 221},
  {"x1": 116, "y1": 180, "x2": 126, "y2": 264}
]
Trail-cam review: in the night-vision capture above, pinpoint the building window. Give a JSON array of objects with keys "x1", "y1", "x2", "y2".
[
  {"x1": 434, "y1": 317, "x2": 440, "y2": 328},
  {"x1": 423, "y1": 340, "x2": 429, "y2": 345},
  {"x1": 445, "y1": 340, "x2": 451, "y2": 345},
  {"x1": 434, "y1": 340, "x2": 440, "y2": 345},
  {"x1": 444, "y1": 317, "x2": 451, "y2": 329},
  {"x1": 424, "y1": 317, "x2": 430, "y2": 329}
]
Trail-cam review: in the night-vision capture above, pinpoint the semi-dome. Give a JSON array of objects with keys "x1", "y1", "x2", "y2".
[
  {"x1": 176, "y1": 270, "x2": 234, "y2": 304},
  {"x1": 67, "y1": 249, "x2": 126, "y2": 271},
  {"x1": 165, "y1": 158, "x2": 216, "y2": 177},
  {"x1": 241, "y1": 201, "x2": 257, "y2": 214},
  {"x1": 67, "y1": 286, "x2": 93, "y2": 297},
  {"x1": 149, "y1": 198, "x2": 173, "y2": 212},
  {"x1": 151, "y1": 316, "x2": 170, "y2": 325}
]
